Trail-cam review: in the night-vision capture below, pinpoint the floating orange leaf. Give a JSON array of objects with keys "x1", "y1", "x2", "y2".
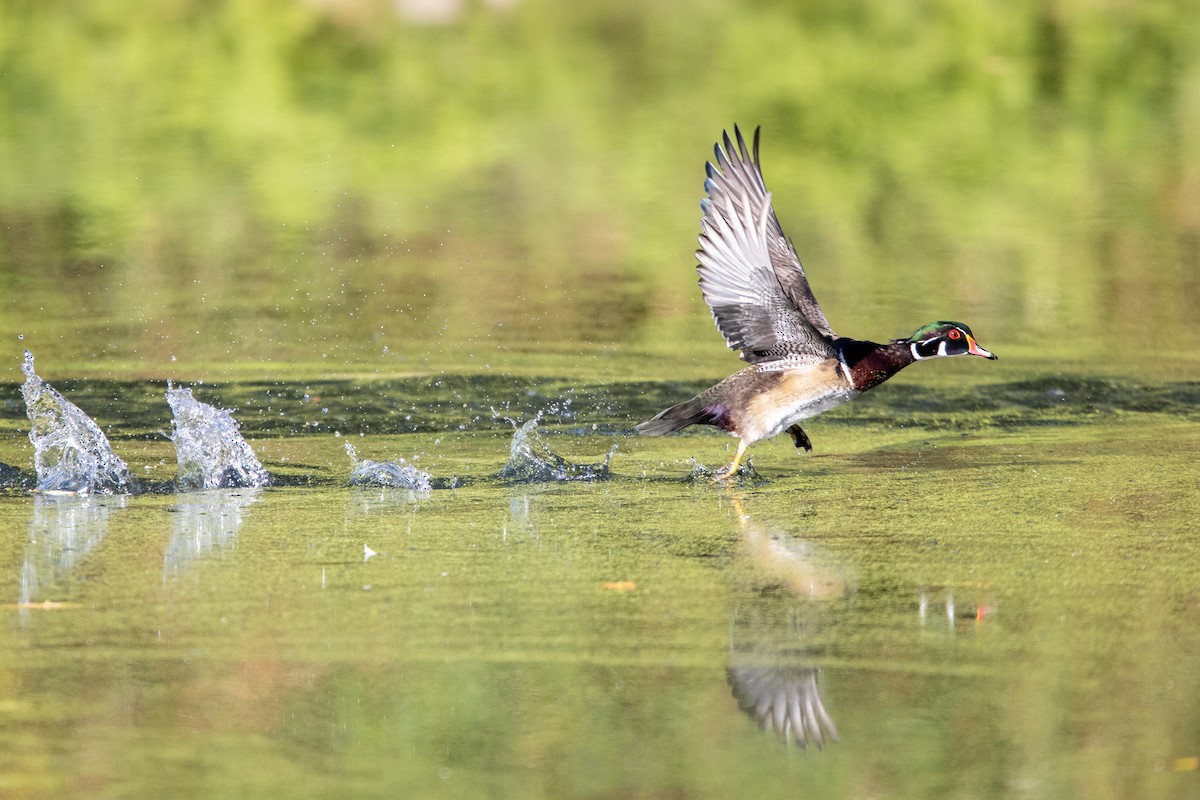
[{"x1": 6, "y1": 600, "x2": 81, "y2": 610}]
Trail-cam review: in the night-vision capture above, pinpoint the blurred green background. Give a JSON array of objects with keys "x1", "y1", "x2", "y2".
[{"x1": 1, "y1": 0, "x2": 1198, "y2": 379}]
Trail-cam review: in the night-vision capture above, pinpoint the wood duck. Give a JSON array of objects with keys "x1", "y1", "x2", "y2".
[{"x1": 636, "y1": 126, "x2": 997, "y2": 479}]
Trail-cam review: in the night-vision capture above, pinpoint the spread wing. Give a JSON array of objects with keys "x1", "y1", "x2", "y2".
[{"x1": 696, "y1": 126, "x2": 837, "y2": 364}]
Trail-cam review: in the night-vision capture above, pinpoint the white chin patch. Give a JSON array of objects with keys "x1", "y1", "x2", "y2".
[{"x1": 910, "y1": 340, "x2": 949, "y2": 361}]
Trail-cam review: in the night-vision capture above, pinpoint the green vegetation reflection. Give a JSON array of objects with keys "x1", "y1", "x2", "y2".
[{"x1": 2, "y1": 0, "x2": 1198, "y2": 375}]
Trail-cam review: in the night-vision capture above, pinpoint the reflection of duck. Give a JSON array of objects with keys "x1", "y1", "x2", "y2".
[
  {"x1": 727, "y1": 663, "x2": 838, "y2": 749},
  {"x1": 738, "y1": 521, "x2": 847, "y2": 601},
  {"x1": 637, "y1": 127, "x2": 996, "y2": 479},
  {"x1": 727, "y1": 498, "x2": 848, "y2": 748}
]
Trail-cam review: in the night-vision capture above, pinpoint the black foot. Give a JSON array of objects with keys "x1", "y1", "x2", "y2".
[{"x1": 787, "y1": 424, "x2": 813, "y2": 452}]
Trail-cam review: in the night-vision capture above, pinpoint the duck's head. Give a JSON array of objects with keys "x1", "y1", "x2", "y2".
[{"x1": 906, "y1": 321, "x2": 997, "y2": 361}]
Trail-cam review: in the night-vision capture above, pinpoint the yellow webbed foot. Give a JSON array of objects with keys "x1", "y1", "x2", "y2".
[{"x1": 712, "y1": 441, "x2": 749, "y2": 484}]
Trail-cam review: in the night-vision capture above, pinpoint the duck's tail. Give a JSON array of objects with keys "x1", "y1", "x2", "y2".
[{"x1": 635, "y1": 397, "x2": 729, "y2": 436}]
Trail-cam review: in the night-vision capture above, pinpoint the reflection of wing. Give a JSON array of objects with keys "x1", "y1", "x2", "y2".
[
  {"x1": 697, "y1": 126, "x2": 837, "y2": 365},
  {"x1": 726, "y1": 666, "x2": 840, "y2": 748}
]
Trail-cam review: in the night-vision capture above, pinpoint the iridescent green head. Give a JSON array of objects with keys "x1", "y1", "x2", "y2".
[{"x1": 907, "y1": 321, "x2": 997, "y2": 361}]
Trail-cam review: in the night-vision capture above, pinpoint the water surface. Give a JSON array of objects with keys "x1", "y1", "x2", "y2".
[
  {"x1": 2, "y1": 377, "x2": 1198, "y2": 798},
  {"x1": 2, "y1": 1, "x2": 1200, "y2": 798}
]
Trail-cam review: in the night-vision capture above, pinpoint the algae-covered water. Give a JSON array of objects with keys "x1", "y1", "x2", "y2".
[
  {"x1": 3, "y1": 1, "x2": 1200, "y2": 798},
  {"x1": 1, "y1": 377, "x2": 1198, "y2": 798}
]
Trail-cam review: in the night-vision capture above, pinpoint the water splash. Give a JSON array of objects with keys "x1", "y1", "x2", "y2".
[
  {"x1": 498, "y1": 418, "x2": 613, "y2": 482},
  {"x1": 167, "y1": 383, "x2": 271, "y2": 490},
  {"x1": 345, "y1": 443, "x2": 433, "y2": 491},
  {"x1": 686, "y1": 456, "x2": 762, "y2": 484},
  {"x1": 20, "y1": 351, "x2": 133, "y2": 494}
]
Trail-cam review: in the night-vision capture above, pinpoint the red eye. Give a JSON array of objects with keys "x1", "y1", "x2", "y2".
[{"x1": 948, "y1": 329, "x2": 961, "y2": 340}]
